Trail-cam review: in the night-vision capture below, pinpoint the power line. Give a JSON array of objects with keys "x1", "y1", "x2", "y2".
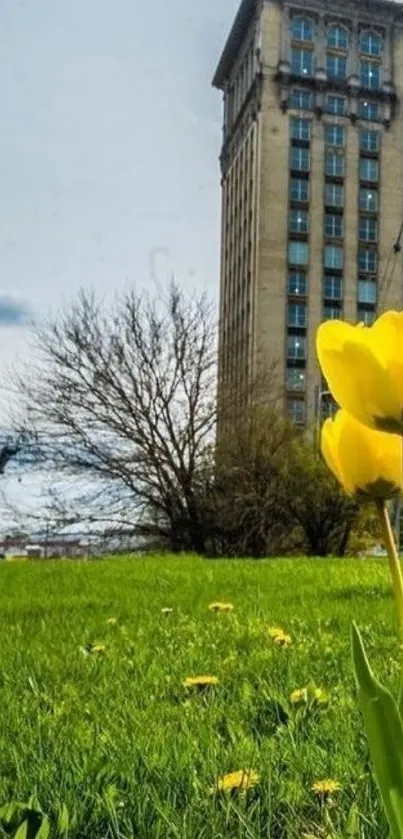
[{"x1": 379, "y1": 219, "x2": 403, "y2": 305}]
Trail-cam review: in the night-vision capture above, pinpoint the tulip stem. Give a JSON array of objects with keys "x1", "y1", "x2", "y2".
[{"x1": 375, "y1": 499, "x2": 403, "y2": 642}]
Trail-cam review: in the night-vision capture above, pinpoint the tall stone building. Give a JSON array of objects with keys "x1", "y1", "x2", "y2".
[{"x1": 213, "y1": 0, "x2": 403, "y2": 428}]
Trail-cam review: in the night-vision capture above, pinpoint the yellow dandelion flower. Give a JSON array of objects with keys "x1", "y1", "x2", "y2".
[
  {"x1": 273, "y1": 633, "x2": 292, "y2": 646},
  {"x1": 106, "y1": 617, "x2": 118, "y2": 625},
  {"x1": 313, "y1": 687, "x2": 328, "y2": 703},
  {"x1": 268, "y1": 626, "x2": 285, "y2": 638},
  {"x1": 214, "y1": 769, "x2": 260, "y2": 793},
  {"x1": 290, "y1": 688, "x2": 308, "y2": 705},
  {"x1": 311, "y1": 779, "x2": 341, "y2": 796},
  {"x1": 161, "y1": 607, "x2": 173, "y2": 615},
  {"x1": 208, "y1": 602, "x2": 234, "y2": 612},
  {"x1": 183, "y1": 675, "x2": 219, "y2": 689},
  {"x1": 91, "y1": 643, "x2": 106, "y2": 654}
]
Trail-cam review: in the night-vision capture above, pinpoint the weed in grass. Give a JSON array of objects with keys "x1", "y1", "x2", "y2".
[{"x1": 0, "y1": 555, "x2": 394, "y2": 838}]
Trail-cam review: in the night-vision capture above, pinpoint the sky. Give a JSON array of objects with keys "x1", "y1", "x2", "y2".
[{"x1": 0, "y1": 0, "x2": 239, "y2": 384}]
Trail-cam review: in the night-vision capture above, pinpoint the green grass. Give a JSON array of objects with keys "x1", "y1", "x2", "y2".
[{"x1": 0, "y1": 554, "x2": 399, "y2": 838}]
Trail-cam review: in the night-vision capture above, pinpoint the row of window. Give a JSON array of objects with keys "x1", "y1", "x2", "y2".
[
  {"x1": 288, "y1": 281, "x2": 377, "y2": 326},
  {"x1": 288, "y1": 211, "x2": 377, "y2": 241},
  {"x1": 291, "y1": 19, "x2": 383, "y2": 57},
  {"x1": 288, "y1": 241, "x2": 377, "y2": 271},
  {"x1": 285, "y1": 122, "x2": 311, "y2": 404},
  {"x1": 291, "y1": 149, "x2": 379, "y2": 181},
  {"x1": 291, "y1": 118, "x2": 380, "y2": 152},
  {"x1": 291, "y1": 47, "x2": 381, "y2": 89},
  {"x1": 290, "y1": 89, "x2": 381, "y2": 121},
  {"x1": 291, "y1": 178, "x2": 377, "y2": 212}
]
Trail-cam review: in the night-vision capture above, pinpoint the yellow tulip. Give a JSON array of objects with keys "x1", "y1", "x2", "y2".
[
  {"x1": 316, "y1": 311, "x2": 403, "y2": 433},
  {"x1": 321, "y1": 409, "x2": 403, "y2": 499}
]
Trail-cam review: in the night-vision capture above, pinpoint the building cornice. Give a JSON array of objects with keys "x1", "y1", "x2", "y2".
[
  {"x1": 212, "y1": 0, "x2": 259, "y2": 89},
  {"x1": 213, "y1": 0, "x2": 403, "y2": 90}
]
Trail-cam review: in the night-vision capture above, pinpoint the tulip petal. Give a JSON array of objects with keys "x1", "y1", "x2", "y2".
[
  {"x1": 371, "y1": 312, "x2": 403, "y2": 405},
  {"x1": 338, "y1": 414, "x2": 402, "y2": 497},
  {"x1": 319, "y1": 342, "x2": 402, "y2": 432},
  {"x1": 317, "y1": 319, "x2": 363, "y2": 357},
  {"x1": 321, "y1": 416, "x2": 348, "y2": 490}
]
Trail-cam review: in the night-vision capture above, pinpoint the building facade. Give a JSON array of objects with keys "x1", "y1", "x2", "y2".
[{"x1": 213, "y1": 0, "x2": 403, "y2": 428}]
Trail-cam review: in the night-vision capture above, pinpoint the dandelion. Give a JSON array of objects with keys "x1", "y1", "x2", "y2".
[
  {"x1": 273, "y1": 632, "x2": 292, "y2": 646},
  {"x1": 290, "y1": 688, "x2": 308, "y2": 705},
  {"x1": 91, "y1": 643, "x2": 106, "y2": 654},
  {"x1": 313, "y1": 687, "x2": 329, "y2": 703},
  {"x1": 268, "y1": 626, "x2": 285, "y2": 638},
  {"x1": 208, "y1": 602, "x2": 234, "y2": 612},
  {"x1": 212, "y1": 769, "x2": 259, "y2": 793},
  {"x1": 311, "y1": 779, "x2": 341, "y2": 797},
  {"x1": 183, "y1": 675, "x2": 219, "y2": 690},
  {"x1": 106, "y1": 617, "x2": 118, "y2": 625},
  {"x1": 161, "y1": 607, "x2": 173, "y2": 615}
]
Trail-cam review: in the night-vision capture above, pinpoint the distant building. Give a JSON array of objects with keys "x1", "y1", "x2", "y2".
[{"x1": 213, "y1": 0, "x2": 403, "y2": 428}]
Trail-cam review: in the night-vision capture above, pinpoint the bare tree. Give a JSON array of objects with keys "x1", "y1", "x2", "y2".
[{"x1": 12, "y1": 282, "x2": 217, "y2": 553}]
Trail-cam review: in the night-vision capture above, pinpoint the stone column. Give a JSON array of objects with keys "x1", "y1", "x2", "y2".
[
  {"x1": 281, "y1": 4, "x2": 291, "y2": 64},
  {"x1": 316, "y1": 12, "x2": 326, "y2": 74},
  {"x1": 350, "y1": 17, "x2": 359, "y2": 78},
  {"x1": 383, "y1": 25, "x2": 392, "y2": 86}
]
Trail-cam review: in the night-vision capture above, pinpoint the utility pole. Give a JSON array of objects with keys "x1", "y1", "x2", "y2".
[{"x1": 314, "y1": 386, "x2": 332, "y2": 456}]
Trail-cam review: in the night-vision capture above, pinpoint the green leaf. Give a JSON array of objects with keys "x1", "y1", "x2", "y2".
[
  {"x1": 57, "y1": 803, "x2": 69, "y2": 834},
  {"x1": 351, "y1": 622, "x2": 403, "y2": 839},
  {"x1": 35, "y1": 815, "x2": 50, "y2": 839},
  {"x1": 346, "y1": 802, "x2": 360, "y2": 837},
  {"x1": 13, "y1": 822, "x2": 28, "y2": 839}
]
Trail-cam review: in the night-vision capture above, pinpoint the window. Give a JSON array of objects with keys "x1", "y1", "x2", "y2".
[
  {"x1": 289, "y1": 209, "x2": 309, "y2": 233},
  {"x1": 290, "y1": 147, "x2": 310, "y2": 171},
  {"x1": 359, "y1": 100, "x2": 380, "y2": 121},
  {"x1": 290, "y1": 88, "x2": 313, "y2": 110},
  {"x1": 325, "y1": 124, "x2": 345, "y2": 146},
  {"x1": 359, "y1": 217, "x2": 377, "y2": 242},
  {"x1": 288, "y1": 241, "x2": 309, "y2": 265},
  {"x1": 290, "y1": 177, "x2": 309, "y2": 202},
  {"x1": 292, "y1": 17, "x2": 314, "y2": 41},
  {"x1": 360, "y1": 130, "x2": 380, "y2": 152},
  {"x1": 357, "y1": 307, "x2": 375, "y2": 325},
  {"x1": 291, "y1": 47, "x2": 314, "y2": 76},
  {"x1": 325, "y1": 183, "x2": 344, "y2": 207},
  {"x1": 359, "y1": 188, "x2": 378, "y2": 212},
  {"x1": 323, "y1": 304, "x2": 342, "y2": 320},
  {"x1": 287, "y1": 335, "x2": 306, "y2": 360},
  {"x1": 288, "y1": 302, "x2": 306, "y2": 327},
  {"x1": 360, "y1": 157, "x2": 379, "y2": 182},
  {"x1": 326, "y1": 95, "x2": 346, "y2": 116},
  {"x1": 325, "y1": 151, "x2": 345, "y2": 177},
  {"x1": 288, "y1": 270, "x2": 307, "y2": 295},
  {"x1": 287, "y1": 398, "x2": 306, "y2": 424},
  {"x1": 358, "y1": 279, "x2": 377, "y2": 303},
  {"x1": 324, "y1": 275, "x2": 342, "y2": 300},
  {"x1": 286, "y1": 368, "x2": 306, "y2": 391},
  {"x1": 325, "y1": 213, "x2": 343, "y2": 238},
  {"x1": 358, "y1": 248, "x2": 377, "y2": 272},
  {"x1": 360, "y1": 60, "x2": 381, "y2": 89},
  {"x1": 324, "y1": 245, "x2": 343, "y2": 269},
  {"x1": 291, "y1": 117, "x2": 311, "y2": 141},
  {"x1": 360, "y1": 31, "x2": 383, "y2": 57},
  {"x1": 327, "y1": 54, "x2": 347, "y2": 80},
  {"x1": 327, "y1": 24, "x2": 349, "y2": 50}
]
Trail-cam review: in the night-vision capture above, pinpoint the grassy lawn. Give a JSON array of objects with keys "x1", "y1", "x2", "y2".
[{"x1": 0, "y1": 554, "x2": 399, "y2": 838}]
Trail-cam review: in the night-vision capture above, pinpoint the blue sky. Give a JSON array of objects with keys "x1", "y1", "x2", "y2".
[{"x1": 0, "y1": 0, "x2": 238, "y2": 382}]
